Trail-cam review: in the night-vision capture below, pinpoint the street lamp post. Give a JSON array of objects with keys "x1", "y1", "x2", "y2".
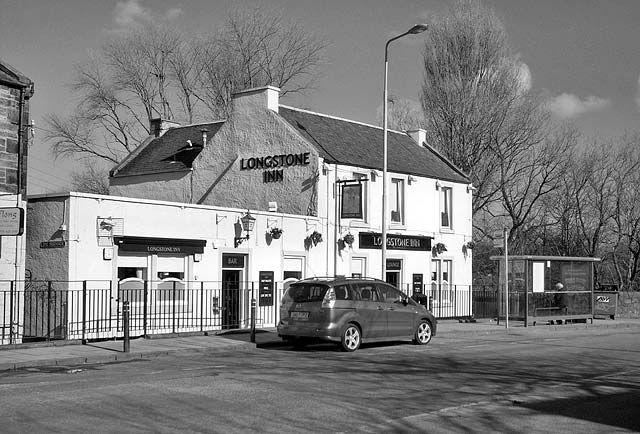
[{"x1": 381, "y1": 24, "x2": 428, "y2": 281}]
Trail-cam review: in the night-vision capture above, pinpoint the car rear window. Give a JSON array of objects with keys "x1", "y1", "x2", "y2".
[{"x1": 287, "y1": 284, "x2": 329, "y2": 303}]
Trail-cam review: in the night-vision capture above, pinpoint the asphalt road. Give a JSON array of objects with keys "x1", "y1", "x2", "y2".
[{"x1": 1, "y1": 328, "x2": 639, "y2": 433}]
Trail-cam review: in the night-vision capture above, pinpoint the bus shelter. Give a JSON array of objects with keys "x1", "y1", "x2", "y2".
[{"x1": 490, "y1": 256, "x2": 601, "y2": 326}]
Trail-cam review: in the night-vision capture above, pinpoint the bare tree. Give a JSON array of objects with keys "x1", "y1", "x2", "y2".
[
  {"x1": 70, "y1": 164, "x2": 110, "y2": 195},
  {"x1": 45, "y1": 8, "x2": 326, "y2": 165},
  {"x1": 609, "y1": 135, "x2": 640, "y2": 290},
  {"x1": 420, "y1": 0, "x2": 540, "y2": 218},
  {"x1": 384, "y1": 97, "x2": 425, "y2": 132},
  {"x1": 194, "y1": 7, "x2": 326, "y2": 118}
]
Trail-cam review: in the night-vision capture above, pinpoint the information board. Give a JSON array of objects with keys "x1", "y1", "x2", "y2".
[{"x1": 259, "y1": 271, "x2": 274, "y2": 306}]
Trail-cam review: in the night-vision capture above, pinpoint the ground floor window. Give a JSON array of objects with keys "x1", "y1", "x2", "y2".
[
  {"x1": 431, "y1": 259, "x2": 453, "y2": 304},
  {"x1": 283, "y1": 256, "x2": 304, "y2": 280}
]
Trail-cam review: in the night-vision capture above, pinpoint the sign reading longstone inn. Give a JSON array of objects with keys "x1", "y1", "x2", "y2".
[
  {"x1": 359, "y1": 233, "x2": 432, "y2": 251},
  {"x1": 240, "y1": 152, "x2": 311, "y2": 183}
]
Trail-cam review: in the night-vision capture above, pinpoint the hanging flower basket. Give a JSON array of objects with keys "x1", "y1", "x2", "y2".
[
  {"x1": 465, "y1": 241, "x2": 475, "y2": 250},
  {"x1": 432, "y1": 242, "x2": 447, "y2": 256},
  {"x1": 269, "y1": 227, "x2": 283, "y2": 239},
  {"x1": 343, "y1": 233, "x2": 355, "y2": 246},
  {"x1": 308, "y1": 230, "x2": 323, "y2": 246}
]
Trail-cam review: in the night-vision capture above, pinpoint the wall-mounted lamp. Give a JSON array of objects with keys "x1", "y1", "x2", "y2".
[
  {"x1": 435, "y1": 180, "x2": 442, "y2": 190},
  {"x1": 268, "y1": 201, "x2": 278, "y2": 212},
  {"x1": 467, "y1": 184, "x2": 477, "y2": 193},
  {"x1": 216, "y1": 214, "x2": 227, "y2": 224},
  {"x1": 234, "y1": 210, "x2": 256, "y2": 248},
  {"x1": 370, "y1": 169, "x2": 380, "y2": 182},
  {"x1": 408, "y1": 175, "x2": 417, "y2": 185}
]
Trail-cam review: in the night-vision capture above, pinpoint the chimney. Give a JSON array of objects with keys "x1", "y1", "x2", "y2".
[
  {"x1": 149, "y1": 118, "x2": 181, "y2": 137},
  {"x1": 407, "y1": 129, "x2": 427, "y2": 147},
  {"x1": 201, "y1": 128, "x2": 208, "y2": 147},
  {"x1": 231, "y1": 86, "x2": 280, "y2": 115}
]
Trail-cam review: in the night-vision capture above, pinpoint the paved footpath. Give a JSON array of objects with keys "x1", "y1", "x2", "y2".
[{"x1": 1, "y1": 318, "x2": 638, "y2": 371}]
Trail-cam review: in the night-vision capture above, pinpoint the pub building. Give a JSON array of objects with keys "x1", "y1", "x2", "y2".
[{"x1": 24, "y1": 86, "x2": 472, "y2": 340}]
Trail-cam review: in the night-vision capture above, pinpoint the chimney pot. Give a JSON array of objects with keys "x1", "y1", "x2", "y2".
[{"x1": 201, "y1": 128, "x2": 209, "y2": 147}]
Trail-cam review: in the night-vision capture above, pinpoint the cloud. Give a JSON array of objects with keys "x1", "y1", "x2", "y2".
[
  {"x1": 546, "y1": 93, "x2": 610, "y2": 119},
  {"x1": 112, "y1": 0, "x2": 183, "y2": 29},
  {"x1": 165, "y1": 7, "x2": 183, "y2": 21},
  {"x1": 113, "y1": 0, "x2": 151, "y2": 27}
]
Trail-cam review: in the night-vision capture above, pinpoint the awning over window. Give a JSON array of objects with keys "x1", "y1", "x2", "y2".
[{"x1": 114, "y1": 236, "x2": 206, "y2": 254}]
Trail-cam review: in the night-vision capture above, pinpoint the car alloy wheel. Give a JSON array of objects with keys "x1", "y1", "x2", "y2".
[
  {"x1": 341, "y1": 324, "x2": 361, "y2": 352},
  {"x1": 413, "y1": 320, "x2": 432, "y2": 345}
]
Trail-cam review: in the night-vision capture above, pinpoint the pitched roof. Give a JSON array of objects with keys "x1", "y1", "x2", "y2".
[
  {"x1": 277, "y1": 106, "x2": 468, "y2": 183},
  {"x1": 111, "y1": 106, "x2": 469, "y2": 184},
  {"x1": 0, "y1": 59, "x2": 33, "y2": 92},
  {"x1": 112, "y1": 122, "x2": 224, "y2": 177}
]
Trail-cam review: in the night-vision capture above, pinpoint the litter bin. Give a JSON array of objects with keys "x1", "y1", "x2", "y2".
[{"x1": 594, "y1": 289, "x2": 618, "y2": 320}]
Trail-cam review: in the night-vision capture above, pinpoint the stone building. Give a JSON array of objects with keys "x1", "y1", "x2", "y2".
[{"x1": 0, "y1": 59, "x2": 33, "y2": 343}]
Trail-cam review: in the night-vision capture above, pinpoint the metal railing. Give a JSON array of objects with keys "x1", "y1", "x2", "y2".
[{"x1": 2, "y1": 280, "x2": 481, "y2": 344}]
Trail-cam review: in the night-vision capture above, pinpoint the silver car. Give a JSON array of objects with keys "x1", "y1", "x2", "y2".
[{"x1": 277, "y1": 277, "x2": 437, "y2": 352}]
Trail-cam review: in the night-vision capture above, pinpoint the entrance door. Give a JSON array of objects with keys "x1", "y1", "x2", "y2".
[
  {"x1": 386, "y1": 272, "x2": 400, "y2": 288},
  {"x1": 222, "y1": 270, "x2": 241, "y2": 329}
]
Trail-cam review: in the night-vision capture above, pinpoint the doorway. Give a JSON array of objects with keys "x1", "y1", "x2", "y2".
[{"x1": 222, "y1": 270, "x2": 241, "y2": 329}]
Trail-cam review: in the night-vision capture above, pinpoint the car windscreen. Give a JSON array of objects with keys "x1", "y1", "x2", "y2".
[{"x1": 287, "y1": 283, "x2": 330, "y2": 303}]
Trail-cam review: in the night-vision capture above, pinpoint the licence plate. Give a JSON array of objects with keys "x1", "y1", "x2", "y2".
[{"x1": 291, "y1": 311, "x2": 309, "y2": 320}]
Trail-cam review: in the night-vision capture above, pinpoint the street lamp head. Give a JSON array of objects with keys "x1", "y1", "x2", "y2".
[{"x1": 408, "y1": 23, "x2": 428, "y2": 34}]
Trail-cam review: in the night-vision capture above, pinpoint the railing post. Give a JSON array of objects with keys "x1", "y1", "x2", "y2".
[
  {"x1": 172, "y1": 281, "x2": 176, "y2": 334},
  {"x1": 82, "y1": 280, "x2": 87, "y2": 344},
  {"x1": 9, "y1": 281, "x2": 14, "y2": 344},
  {"x1": 200, "y1": 281, "x2": 204, "y2": 332},
  {"x1": 123, "y1": 300, "x2": 130, "y2": 353},
  {"x1": 47, "y1": 280, "x2": 52, "y2": 342},
  {"x1": 143, "y1": 281, "x2": 148, "y2": 337},
  {"x1": 250, "y1": 281, "x2": 256, "y2": 343}
]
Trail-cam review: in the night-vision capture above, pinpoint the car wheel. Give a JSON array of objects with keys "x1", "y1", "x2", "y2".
[
  {"x1": 413, "y1": 320, "x2": 433, "y2": 345},
  {"x1": 340, "y1": 324, "x2": 361, "y2": 352}
]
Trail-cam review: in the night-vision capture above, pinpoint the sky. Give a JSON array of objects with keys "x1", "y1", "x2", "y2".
[{"x1": 2, "y1": 0, "x2": 640, "y2": 195}]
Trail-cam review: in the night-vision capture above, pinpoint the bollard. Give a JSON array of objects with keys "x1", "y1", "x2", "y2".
[
  {"x1": 123, "y1": 300, "x2": 130, "y2": 353},
  {"x1": 250, "y1": 298, "x2": 256, "y2": 343}
]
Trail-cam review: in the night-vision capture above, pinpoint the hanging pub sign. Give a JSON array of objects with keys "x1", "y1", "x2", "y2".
[
  {"x1": 259, "y1": 271, "x2": 274, "y2": 306},
  {"x1": 341, "y1": 183, "x2": 363, "y2": 219},
  {"x1": 359, "y1": 233, "x2": 432, "y2": 251}
]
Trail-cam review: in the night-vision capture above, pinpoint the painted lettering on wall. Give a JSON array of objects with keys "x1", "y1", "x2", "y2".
[{"x1": 240, "y1": 152, "x2": 311, "y2": 183}]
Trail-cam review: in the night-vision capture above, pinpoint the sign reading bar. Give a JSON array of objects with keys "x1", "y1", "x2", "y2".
[
  {"x1": 259, "y1": 271, "x2": 274, "y2": 306},
  {"x1": 0, "y1": 207, "x2": 24, "y2": 236},
  {"x1": 359, "y1": 233, "x2": 432, "y2": 251},
  {"x1": 222, "y1": 254, "x2": 245, "y2": 268}
]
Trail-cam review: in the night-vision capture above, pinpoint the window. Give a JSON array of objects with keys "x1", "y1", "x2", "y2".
[
  {"x1": 440, "y1": 186, "x2": 452, "y2": 229},
  {"x1": 431, "y1": 259, "x2": 453, "y2": 304},
  {"x1": 378, "y1": 284, "x2": 407, "y2": 304},
  {"x1": 390, "y1": 178, "x2": 404, "y2": 224},
  {"x1": 284, "y1": 256, "x2": 304, "y2": 280},
  {"x1": 353, "y1": 173, "x2": 368, "y2": 222}
]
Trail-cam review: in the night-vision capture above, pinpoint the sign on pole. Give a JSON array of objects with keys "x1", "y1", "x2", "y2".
[{"x1": 492, "y1": 231, "x2": 504, "y2": 248}]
